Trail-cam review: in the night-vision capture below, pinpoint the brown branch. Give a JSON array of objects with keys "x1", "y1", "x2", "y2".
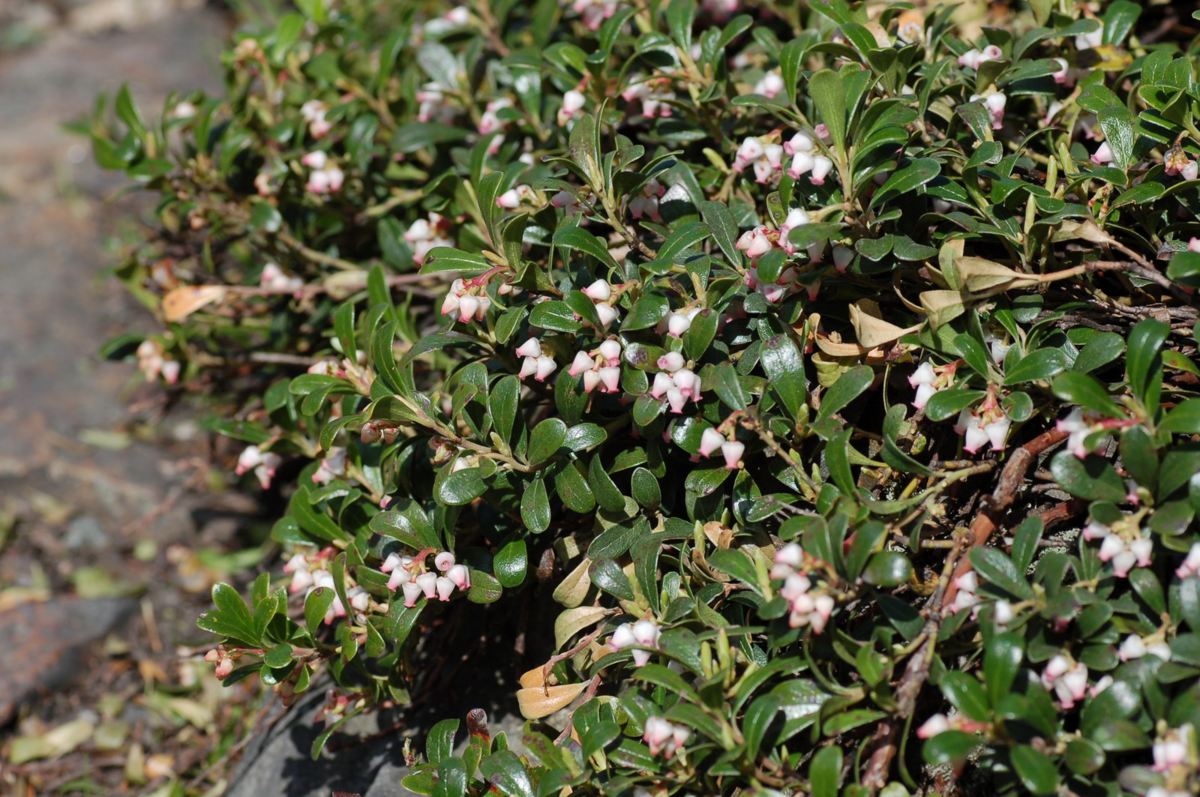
[{"x1": 862, "y1": 427, "x2": 1070, "y2": 791}]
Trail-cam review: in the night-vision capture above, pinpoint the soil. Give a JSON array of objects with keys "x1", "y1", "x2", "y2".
[{"x1": 0, "y1": 4, "x2": 288, "y2": 795}]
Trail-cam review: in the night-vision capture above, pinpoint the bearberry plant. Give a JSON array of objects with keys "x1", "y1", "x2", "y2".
[{"x1": 93, "y1": 0, "x2": 1200, "y2": 794}]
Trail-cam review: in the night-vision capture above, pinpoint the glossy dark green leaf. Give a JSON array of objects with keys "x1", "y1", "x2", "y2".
[
  {"x1": 436, "y1": 468, "x2": 488, "y2": 506},
  {"x1": 1052, "y1": 371, "x2": 1124, "y2": 418},
  {"x1": 521, "y1": 478, "x2": 550, "y2": 533},
  {"x1": 922, "y1": 730, "x2": 979, "y2": 765},
  {"x1": 1049, "y1": 451, "x2": 1128, "y2": 502},
  {"x1": 809, "y1": 69, "x2": 847, "y2": 151},
  {"x1": 817, "y1": 365, "x2": 873, "y2": 422},
  {"x1": 528, "y1": 418, "x2": 567, "y2": 465},
  {"x1": 871, "y1": 158, "x2": 940, "y2": 209},
  {"x1": 1064, "y1": 738, "x2": 1105, "y2": 774},
  {"x1": 809, "y1": 744, "x2": 843, "y2": 797},
  {"x1": 940, "y1": 672, "x2": 990, "y2": 722},
  {"x1": 590, "y1": 558, "x2": 635, "y2": 601},
  {"x1": 1004, "y1": 348, "x2": 1066, "y2": 385},
  {"x1": 553, "y1": 225, "x2": 620, "y2": 271},
  {"x1": 1011, "y1": 745, "x2": 1057, "y2": 796},
  {"x1": 494, "y1": 536, "x2": 529, "y2": 588},
  {"x1": 861, "y1": 551, "x2": 911, "y2": 587},
  {"x1": 1160, "y1": 398, "x2": 1200, "y2": 434},
  {"x1": 985, "y1": 633, "x2": 1024, "y2": 706},
  {"x1": 970, "y1": 547, "x2": 1034, "y2": 599}
]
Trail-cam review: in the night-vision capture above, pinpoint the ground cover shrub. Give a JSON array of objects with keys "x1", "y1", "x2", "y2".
[{"x1": 92, "y1": 0, "x2": 1200, "y2": 794}]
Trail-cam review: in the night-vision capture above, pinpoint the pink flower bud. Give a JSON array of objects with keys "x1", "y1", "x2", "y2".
[
  {"x1": 917, "y1": 714, "x2": 951, "y2": 739},
  {"x1": 667, "y1": 388, "x2": 688, "y2": 414},
  {"x1": 515, "y1": 338, "x2": 542, "y2": 359},
  {"x1": 1119, "y1": 634, "x2": 1146, "y2": 661},
  {"x1": 518, "y1": 356, "x2": 538, "y2": 379},
  {"x1": 833, "y1": 245, "x2": 853, "y2": 272},
  {"x1": 582, "y1": 280, "x2": 612, "y2": 301},
  {"x1": 457, "y1": 295, "x2": 480, "y2": 323},
  {"x1": 1130, "y1": 537, "x2": 1152, "y2": 568},
  {"x1": 594, "y1": 303, "x2": 619, "y2": 329},
  {"x1": 582, "y1": 369, "x2": 602, "y2": 393},
  {"x1": 984, "y1": 415, "x2": 1010, "y2": 451},
  {"x1": 435, "y1": 551, "x2": 456, "y2": 571},
  {"x1": 598, "y1": 340, "x2": 622, "y2": 365},
  {"x1": 610, "y1": 623, "x2": 636, "y2": 651},
  {"x1": 569, "y1": 350, "x2": 596, "y2": 376},
  {"x1": 599, "y1": 366, "x2": 621, "y2": 392},
  {"x1": 658, "y1": 351, "x2": 685, "y2": 372},
  {"x1": 387, "y1": 566, "x2": 413, "y2": 591},
  {"x1": 416, "y1": 572, "x2": 438, "y2": 599},
  {"x1": 810, "y1": 155, "x2": 833, "y2": 185},
  {"x1": 402, "y1": 580, "x2": 422, "y2": 608},
  {"x1": 699, "y1": 428, "x2": 725, "y2": 457},
  {"x1": 1184, "y1": 161, "x2": 1199, "y2": 181},
  {"x1": 764, "y1": 144, "x2": 784, "y2": 170},
  {"x1": 1098, "y1": 534, "x2": 1125, "y2": 562},
  {"x1": 784, "y1": 131, "x2": 814, "y2": 156},
  {"x1": 787, "y1": 151, "x2": 814, "y2": 179},
  {"x1": 535, "y1": 356, "x2": 558, "y2": 382},
  {"x1": 435, "y1": 576, "x2": 455, "y2": 601},
  {"x1": 981, "y1": 45, "x2": 1003, "y2": 61},
  {"x1": 734, "y1": 137, "x2": 765, "y2": 171},
  {"x1": 1112, "y1": 550, "x2": 1138, "y2": 578},
  {"x1": 1091, "y1": 142, "x2": 1113, "y2": 165},
  {"x1": 448, "y1": 564, "x2": 471, "y2": 590},
  {"x1": 721, "y1": 440, "x2": 745, "y2": 470},
  {"x1": 667, "y1": 312, "x2": 691, "y2": 337},
  {"x1": 301, "y1": 151, "x2": 327, "y2": 169},
  {"x1": 650, "y1": 372, "x2": 674, "y2": 399}
]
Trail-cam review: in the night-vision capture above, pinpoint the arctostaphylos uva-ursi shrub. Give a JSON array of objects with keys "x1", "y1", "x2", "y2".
[{"x1": 92, "y1": 0, "x2": 1200, "y2": 794}]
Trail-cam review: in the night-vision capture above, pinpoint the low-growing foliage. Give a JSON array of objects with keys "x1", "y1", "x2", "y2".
[{"x1": 94, "y1": 0, "x2": 1200, "y2": 794}]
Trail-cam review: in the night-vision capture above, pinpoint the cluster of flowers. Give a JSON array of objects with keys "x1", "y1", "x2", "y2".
[
  {"x1": 733, "y1": 132, "x2": 833, "y2": 187},
  {"x1": 916, "y1": 712, "x2": 991, "y2": 740},
  {"x1": 945, "y1": 570, "x2": 1014, "y2": 627},
  {"x1": 1151, "y1": 725, "x2": 1195, "y2": 792},
  {"x1": 627, "y1": 178, "x2": 666, "y2": 221},
  {"x1": 136, "y1": 339, "x2": 181, "y2": 385},
  {"x1": 235, "y1": 444, "x2": 283, "y2": 489},
  {"x1": 260, "y1": 263, "x2": 304, "y2": 294},
  {"x1": 770, "y1": 543, "x2": 835, "y2": 632},
  {"x1": 1040, "y1": 654, "x2": 1107, "y2": 710},
  {"x1": 311, "y1": 447, "x2": 347, "y2": 484},
  {"x1": 566, "y1": 338, "x2": 624, "y2": 393},
  {"x1": 1118, "y1": 633, "x2": 1172, "y2": 663},
  {"x1": 300, "y1": 100, "x2": 332, "y2": 139},
  {"x1": 953, "y1": 398, "x2": 1011, "y2": 455},
  {"x1": 642, "y1": 716, "x2": 691, "y2": 758},
  {"x1": 380, "y1": 549, "x2": 471, "y2": 607},
  {"x1": 621, "y1": 75, "x2": 676, "y2": 119},
  {"x1": 651, "y1": 350, "x2": 704, "y2": 414},
  {"x1": 204, "y1": 647, "x2": 237, "y2": 679},
  {"x1": 406, "y1": 213, "x2": 454, "y2": 265},
  {"x1": 1056, "y1": 408, "x2": 1111, "y2": 458},
  {"x1": 1081, "y1": 520, "x2": 1152, "y2": 579},
  {"x1": 608, "y1": 618, "x2": 661, "y2": 666},
  {"x1": 300, "y1": 151, "x2": 344, "y2": 194},
  {"x1": 416, "y1": 83, "x2": 456, "y2": 125},
  {"x1": 284, "y1": 548, "x2": 374, "y2": 622},
  {"x1": 513, "y1": 337, "x2": 559, "y2": 382},
  {"x1": 694, "y1": 423, "x2": 744, "y2": 470}
]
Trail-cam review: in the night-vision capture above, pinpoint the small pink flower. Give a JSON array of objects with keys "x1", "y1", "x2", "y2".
[
  {"x1": 1091, "y1": 142, "x2": 1113, "y2": 165},
  {"x1": 721, "y1": 440, "x2": 744, "y2": 470}
]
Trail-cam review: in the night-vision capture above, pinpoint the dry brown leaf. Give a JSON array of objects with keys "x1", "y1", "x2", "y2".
[
  {"x1": 551, "y1": 557, "x2": 593, "y2": 609},
  {"x1": 956, "y1": 256, "x2": 1039, "y2": 295},
  {"x1": 849, "y1": 300, "x2": 920, "y2": 349},
  {"x1": 517, "y1": 681, "x2": 589, "y2": 719},
  {"x1": 919, "y1": 290, "x2": 967, "y2": 330},
  {"x1": 161, "y1": 286, "x2": 227, "y2": 322},
  {"x1": 553, "y1": 606, "x2": 609, "y2": 650}
]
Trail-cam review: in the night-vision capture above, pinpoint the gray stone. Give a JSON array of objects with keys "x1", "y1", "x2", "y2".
[
  {"x1": 0, "y1": 598, "x2": 137, "y2": 725},
  {"x1": 64, "y1": 515, "x2": 108, "y2": 550}
]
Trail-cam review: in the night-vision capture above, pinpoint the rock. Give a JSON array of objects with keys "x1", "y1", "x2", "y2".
[
  {"x1": 0, "y1": 598, "x2": 137, "y2": 725},
  {"x1": 64, "y1": 515, "x2": 108, "y2": 550}
]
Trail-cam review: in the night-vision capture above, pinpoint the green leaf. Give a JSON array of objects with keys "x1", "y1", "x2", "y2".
[
  {"x1": 1011, "y1": 745, "x2": 1058, "y2": 796},
  {"x1": 198, "y1": 582, "x2": 260, "y2": 646},
  {"x1": 970, "y1": 547, "x2": 1034, "y2": 599},
  {"x1": 1160, "y1": 398, "x2": 1200, "y2": 434},
  {"x1": 1064, "y1": 738, "x2": 1105, "y2": 775},
  {"x1": 436, "y1": 468, "x2": 488, "y2": 505},
  {"x1": 699, "y1": 201, "x2": 741, "y2": 265},
  {"x1": 419, "y1": 246, "x2": 492, "y2": 275},
  {"x1": 590, "y1": 558, "x2": 635, "y2": 601},
  {"x1": 1167, "y1": 251, "x2": 1200, "y2": 288},
  {"x1": 304, "y1": 587, "x2": 335, "y2": 633},
  {"x1": 923, "y1": 730, "x2": 979, "y2": 764},
  {"x1": 1049, "y1": 450, "x2": 1128, "y2": 502},
  {"x1": 861, "y1": 551, "x2": 911, "y2": 587},
  {"x1": 630, "y1": 467, "x2": 661, "y2": 510},
  {"x1": 392, "y1": 122, "x2": 470, "y2": 154},
  {"x1": 494, "y1": 536, "x2": 528, "y2": 588},
  {"x1": 521, "y1": 478, "x2": 550, "y2": 533},
  {"x1": 427, "y1": 718, "x2": 459, "y2": 765},
  {"x1": 1051, "y1": 371, "x2": 1124, "y2": 418},
  {"x1": 589, "y1": 456, "x2": 626, "y2": 512},
  {"x1": 984, "y1": 633, "x2": 1024, "y2": 706},
  {"x1": 780, "y1": 39, "x2": 803, "y2": 107},
  {"x1": 529, "y1": 300, "x2": 583, "y2": 332},
  {"x1": 940, "y1": 672, "x2": 990, "y2": 722},
  {"x1": 809, "y1": 745, "x2": 843, "y2": 797},
  {"x1": 528, "y1": 418, "x2": 567, "y2": 464},
  {"x1": 708, "y1": 549, "x2": 758, "y2": 586},
  {"x1": 742, "y1": 694, "x2": 780, "y2": 760},
  {"x1": 817, "y1": 365, "x2": 873, "y2": 421},
  {"x1": 491, "y1": 375, "x2": 520, "y2": 445},
  {"x1": 925, "y1": 389, "x2": 986, "y2": 422},
  {"x1": 809, "y1": 70, "x2": 847, "y2": 151},
  {"x1": 870, "y1": 158, "x2": 941, "y2": 209},
  {"x1": 553, "y1": 225, "x2": 619, "y2": 272},
  {"x1": 658, "y1": 221, "x2": 711, "y2": 261},
  {"x1": 1126, "y1": 318, "x2": 1168, "y2": 410},
  {"x1": 1004, "y1": 348, "x2": 1066, "y2": 385},
  {"x1": 1097, "y1": 105, "x2": 1136, "y2": 171}
]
